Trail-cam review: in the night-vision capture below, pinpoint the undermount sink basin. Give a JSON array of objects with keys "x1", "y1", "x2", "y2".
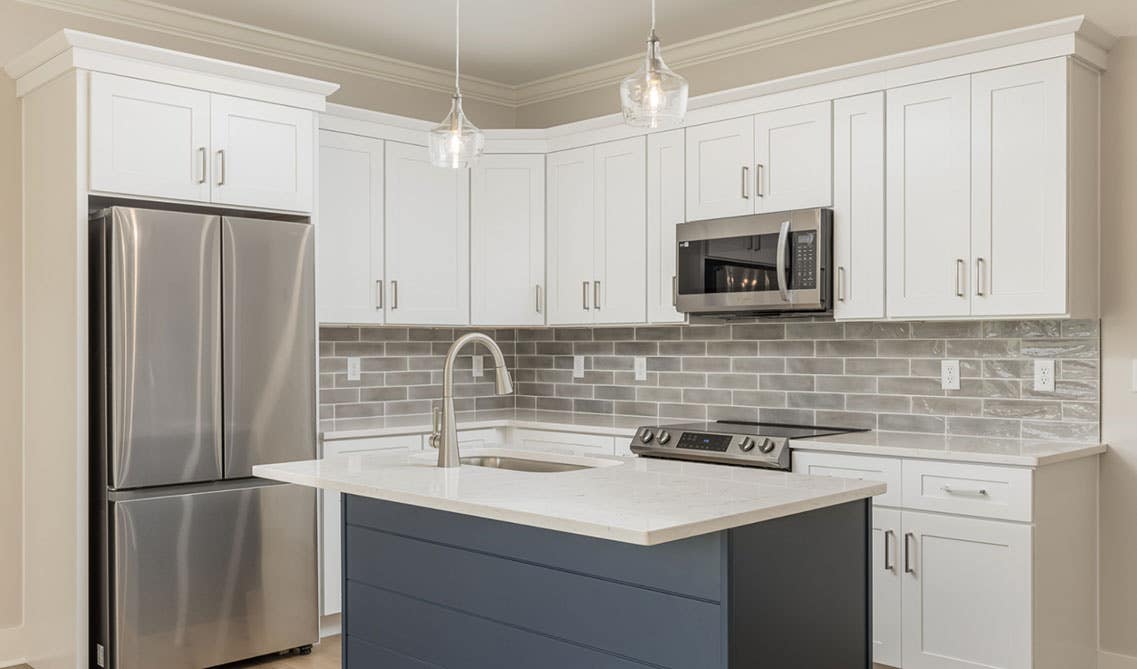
[{"x1": 460, "y1": 455, "x2": 593, "y2": 473}]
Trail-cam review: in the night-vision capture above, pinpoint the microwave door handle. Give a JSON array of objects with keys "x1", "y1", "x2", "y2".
[{"x1": 775, "y1": 219, "x2": 791, "y2": 302}]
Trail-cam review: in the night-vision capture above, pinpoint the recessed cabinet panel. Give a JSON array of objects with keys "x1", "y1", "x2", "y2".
[
  {"x1": 471, "y1": 155, "x2": 546, "y2": 326},
  {"x1": 753, "y1": 101, "x2": 832, "y2": 213},
  {"x1": 832, "y1": 92, "x2": 885, "y2": 320},
  {"x1": 971, "y1": 59, "x2": 1068, "y2": 317},
  {"x1": 594, "y1": 136, "x2": 647, "y2": 325},
  {"x1": 384, "y1": 141, "x2": 470, "y2": 325},
  {"x1": 547, "y1": 147, "x2": 596, "y2": 325},
  {"x1": 647, "y1": 130, "x2": 686, "y2": 324},
  {"x1": 685, "y1": 117, "x2": 754, "y2": 220},
  {"x1": 89, "y1": 72, "x2": 211, "y2": 202},
  {"x1": 317, "y1": 130, "x2": 384, "y2": 325},
  {"x1": 210, "y1": 95, "x2": 314, "y2": 212},
  {"x1": 886, "y1": 76, "x2": 972, "y2": 318},
  {"x1": 873, "y1": 507, "x2": 902, "y2": 668}
]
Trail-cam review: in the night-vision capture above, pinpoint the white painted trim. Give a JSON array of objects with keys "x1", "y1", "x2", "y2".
[
  {"x1": 319, "y1": 613, "x2": 341, "y2": 639},
  {"x1": 0, "y1": 660, "x2": 28, "y2": 669},
  {"x1": 1101, "y1": 650, "x2": 1137, "y2": 669}
]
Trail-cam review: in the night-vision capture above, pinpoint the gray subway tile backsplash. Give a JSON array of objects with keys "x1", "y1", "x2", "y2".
[{"x1": 318, "y1": 319, "x2": 1101, "y2": 442}]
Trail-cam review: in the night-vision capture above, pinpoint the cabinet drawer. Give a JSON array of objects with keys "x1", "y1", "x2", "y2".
[
  {"x1": 901, "y1": 459, "x2": 1032, "y2": 522},
  {"x1": 792, "y1": 451, "x2": 901, "y2": 507},
  {"x1": 457, "y1": 427, "x2": 506, "y2": 448},
  {"x1": 510, "y1": 428, "x2": 616, "y2": 456},
  {"x1": 324, "y1": 434, "x2": 423, "y2": 456}
]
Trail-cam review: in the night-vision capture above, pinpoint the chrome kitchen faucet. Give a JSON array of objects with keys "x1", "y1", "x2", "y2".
[{"x1": 430, "y1": 332, "x2": 514, "y2": 467}]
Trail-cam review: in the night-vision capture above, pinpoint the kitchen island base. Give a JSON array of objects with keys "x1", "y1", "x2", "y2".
[{"x1": 341, "y1": 495, "x2": 871, "y2": 669}]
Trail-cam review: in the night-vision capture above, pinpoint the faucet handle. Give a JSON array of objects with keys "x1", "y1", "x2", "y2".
[{"x1": 429, "y1": 406, "x2": 443, "y2": 449}]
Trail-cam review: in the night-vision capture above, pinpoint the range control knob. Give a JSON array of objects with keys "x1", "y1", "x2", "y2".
[
  {"x1": 640, "y1": 428, "x2": 655, "y2": 444},
  {"x1": 657, "y1": 430, "x2": 671, "y2": 445},
  {"x1": 739, "y1": 437, "x2": 756, "y2": 452},
  {"x1": 758, "y1": 438, "x2": 777, "y2": 454}
]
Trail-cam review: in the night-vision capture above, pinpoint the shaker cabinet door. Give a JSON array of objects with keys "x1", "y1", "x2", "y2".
[
  {"x1": 210, "y1": 94, "x2": 314, "y2": 212},
  {"x1": 685, "y1": 117, "x2": 755, "y2": 220},
  {"x1": 873, "y1": 507, "x2": 903, "y2": 668},
  {"x1": 546, "y1": 146, "x2": 596, "y2": 325},
  {"x1": 593, "y1": 136, "x2": 647, "y2": 325},
  {"x1": 886, "y1": 76, "x2": 973, "y2": 319},
  {"x1": 647, "y1": 129, "x2": 686, "y2": 324},
  {"x1": 89, "y1": 72, "x2": 211, "y2": 202},
  {"x1": 753, "y1": 101, "x2": 832, "y2": 213}
]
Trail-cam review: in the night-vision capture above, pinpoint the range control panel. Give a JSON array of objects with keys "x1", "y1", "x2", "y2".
[{"x1": 629, "y1": 426, "x2": 791, "y2": 470}]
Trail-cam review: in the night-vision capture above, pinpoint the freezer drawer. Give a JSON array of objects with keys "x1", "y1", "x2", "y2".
[{"x1": 108, "y1": 480, "x2": 317, "y2": 669}]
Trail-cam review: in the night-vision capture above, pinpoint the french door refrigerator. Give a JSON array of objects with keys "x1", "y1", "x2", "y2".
[{"x1": 90, "y1": 206, "x2": 317, "y2": 669}]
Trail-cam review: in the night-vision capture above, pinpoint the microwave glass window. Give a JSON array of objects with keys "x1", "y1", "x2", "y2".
[{"x1": 678, "y1": 231, "x2": 817, "y2": 296}]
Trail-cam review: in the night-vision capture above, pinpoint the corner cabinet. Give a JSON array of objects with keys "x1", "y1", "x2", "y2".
[{"x1": 647, "y1": 129, "x2": 686, "y2": 324}]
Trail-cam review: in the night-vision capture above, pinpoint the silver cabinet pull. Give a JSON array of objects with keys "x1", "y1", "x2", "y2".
[
  {"x1": 837, "y1": 266, "x2": 847, "y2": 302},
  {"x1": 756, "y1": 163, "x2": 765, "y2": 197},
  {"x1": 941, "y1": 485, "x2": 989, "y2": 497},
  {"x1": 216, "y1": 149, "x2": 226, "y2": 186},
  {"x1": 672, "y1": 275, "x2": 678, "y2": 307},
  {"x1": 741, "y1": 166, "x2": 750, "y2": 199},
  {"x1": 376, "y1": 280, "x2": 383, "y2": 309},
  {"x1": 975, "y1": 257, "x2": 986, "y2": 296},
  {"x1": 535, "y1": 285, "x2": 543, "y2": 314},
  {"x1": 955, "y1": 258, "x2": 966, "y2": 297},
  {"x1": 593, "y1": 281, "x2": 601, "y2": 310},
  {"x1": 197, "y1": 147, "x2": 207, "y2": 184},
  {"x1": 391, "y1": 280, "x2": 399, "y2": 309},
  {"x1": 582, "y1": 281, "x2": 590, "y2": 310},
  {"x1": 904, "y1": 532, "x2": 915, "y2": 574},
  {"x1": 884, "y1": 529, "x2": 895, "y2": 572}
]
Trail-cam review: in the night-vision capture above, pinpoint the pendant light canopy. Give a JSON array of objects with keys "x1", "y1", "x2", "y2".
[
  {"x1": 429, "y1": 0, "x2": 484, "y2": 168},
  {"x1": 620, "y1": 0, "x2": 689, "y2": 128}
]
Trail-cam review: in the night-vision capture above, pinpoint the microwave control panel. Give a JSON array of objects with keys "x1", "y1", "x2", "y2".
[{"x1": 792, "y1": 232, "x2": 817, "y2": 289}]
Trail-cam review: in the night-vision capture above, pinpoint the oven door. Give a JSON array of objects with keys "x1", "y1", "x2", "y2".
[{"x1": 676, "y1": 208, "x2": 831, "y2": 314}]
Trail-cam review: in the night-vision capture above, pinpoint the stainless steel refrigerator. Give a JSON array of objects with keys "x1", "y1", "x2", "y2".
[{"x1": 89, "y1": 206, "x2": 318, "y2": 669}]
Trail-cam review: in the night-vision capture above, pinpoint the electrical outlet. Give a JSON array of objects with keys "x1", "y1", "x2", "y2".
[
  {"x1": 347, "y1": 356, "x2": 361, "y2": 382},
  {"x1": 634, "y1": 356, "x2": 648, "y2": 381},
  {"x1": 472, "y1": 355, "x2": 484, "y2": 378},
  {"x1": 573, "y1": 355, "x2": 585, "y2": 379},
  {"x1": 1034, "y1": 359, "x2": 1055, "y2": 392},
  {"x1": 940, "y1": 359, "x2": 960, "y2": 390}
]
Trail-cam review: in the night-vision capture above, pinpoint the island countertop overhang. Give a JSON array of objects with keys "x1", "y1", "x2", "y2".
[{"x1": 252, "y1": 448, "x2": 885, "y2": 545}]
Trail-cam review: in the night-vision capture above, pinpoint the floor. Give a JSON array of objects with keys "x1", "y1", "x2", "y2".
[{"x1": 218, "y1": 635, "x2": 341, "y2": 669}]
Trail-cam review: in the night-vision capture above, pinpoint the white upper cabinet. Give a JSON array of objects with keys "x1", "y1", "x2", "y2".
[
  {"x1": 832, "y1": 92, "x2": 886, "y2": 320},
  {"x1": 89, "y1": 72, "x2": 211, "y2": 202},
  {"x1": 647, "y1": 130, "x2": 686, "y2": 324},
  {"x1": 471, "y1": 154, "x2": 546, "y2": 327},
  {"x1": 970, "y1": 59, "x2": 1067, "y2": 317},
  {"x1": 210, "y1": 94, "x2": 314, "y2": 212},
  {"x1": 685, "y1": 116, "x2": 754, "y2": 220},
  {"x1": 384, "y1": 141, "x2": 470, "y2": 325},
  {"x1": 594, "y1": 136, "x2": 647, "y2": 325},
  {"x1": 886, "y1": 75, "x2": 973, "y2": 319},
  {"x1": 317, "y1": 130, "x2": 384, "y2": 325},
  {"x1": 547, "y1": 146, "x2": 596, "y2": 325},
  {"x1": 753, "y1": 101, "x2": 832, "y2": 213}
]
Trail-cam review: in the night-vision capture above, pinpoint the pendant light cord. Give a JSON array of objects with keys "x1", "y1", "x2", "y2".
[{"x1": 454, "y1": 0, "x2": 461, "y2": 97}]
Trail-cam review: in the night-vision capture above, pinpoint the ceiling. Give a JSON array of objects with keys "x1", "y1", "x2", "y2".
[{"x1": 141, "y1": 0, "x2": 837, "y2": 85}]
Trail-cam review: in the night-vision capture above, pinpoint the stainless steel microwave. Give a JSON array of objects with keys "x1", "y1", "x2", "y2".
[{"x1": 676, "y1": 208, "x2": 833, "y2": 316}]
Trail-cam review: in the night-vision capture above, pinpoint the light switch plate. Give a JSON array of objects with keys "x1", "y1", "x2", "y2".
[
  {"x1": 634, "y1": 356, "x2": 648, "y2": 381},
  {"x1": 573, "y1": 355, "x2": 585, "y2": 379},
  {"x1": 940, "y1": 359, "x2": 960, "y2": 390},
  {"x1": 347, "y1": 356, "x2": 361, "y2": 382},
  {"x1": 1034, "y1": 359, "x2": 1055, "y2": 392},
  {"x1": 472, "y1": 355, "x2": 484, "y2": 378}
]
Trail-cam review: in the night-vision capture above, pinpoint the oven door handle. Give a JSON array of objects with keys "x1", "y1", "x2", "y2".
[{"x1": 775, "y1": 219, "x2": 791, "y2": 302}]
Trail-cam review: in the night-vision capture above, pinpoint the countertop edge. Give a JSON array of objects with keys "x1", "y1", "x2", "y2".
[{"x1": 791, "y1": 437, "x2": 1107, "y2": 467}]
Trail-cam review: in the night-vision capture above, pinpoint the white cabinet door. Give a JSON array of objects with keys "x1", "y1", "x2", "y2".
[
  {"x1": 753, "y1": 101, "x2": 832, "y2": 213},
  {"x1": 685, "y1": 117, "x2": 755, "y2": 220},
  {"x1": 89, "y1": 72, "x2": 211, "y2": 202},
  {"x1": 210, "y1": 95, "x2": 314, "y2": 212},
  {"x1": 509, "y1": 428, "x2": 616, "y2": 456},
  {"x1": 647, "y1": 129, "x2": 686, "y2": 324},
  {"x1": 594, "y1": 136, "x2": 647, "y2": 325},
  {"x1": 547, "y1": 146, "x2": 596, "y2": 325},
  {"x1": 833, "y1": 92, "x2": 886, "y2": 320},
  {"x1": 384, "y1": 141, "x2": 470, "y2": 325},
  {"x1": 886, "y1": 76, "x2": 972, "y2": 319},
  {"x1": 901, "y1": 511, "x2": 1032, "y2": 669},
  {"x1": 873, "y1": 507, "x2": 903, "y2": 668},
  {"x1": 317, "y1": 131, "x2": 384, "y2": 325},
  {"x1": 320, "y1": 435, "x2": 422, "y2": 616},
  {"x1": 471, "y1": 154, "x2": 546, "y2": 326},
  {"x1": 971, "y1": 59, "x2": 1068, "y2": 317}
]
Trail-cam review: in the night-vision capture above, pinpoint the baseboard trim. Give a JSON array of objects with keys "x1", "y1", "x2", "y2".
[
  {"x1": 319, "y1": 613, "x2": 341, "y2": 639},
  {"x1": 0, "y1": 660, "x2": 29, "y2": 669},
  {"x1": 1101, "y1": 650, "x2": 1137, "y2": 669}
]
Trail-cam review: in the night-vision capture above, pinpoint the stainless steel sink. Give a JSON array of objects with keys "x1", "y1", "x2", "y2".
[{"x1": 460, "y1": 455, "x2": 592, "y2": 473}]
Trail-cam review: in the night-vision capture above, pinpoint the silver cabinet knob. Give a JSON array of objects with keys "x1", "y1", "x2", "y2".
[{"x1": 657, "y1": 430, "x2": 671, "y2": 445}]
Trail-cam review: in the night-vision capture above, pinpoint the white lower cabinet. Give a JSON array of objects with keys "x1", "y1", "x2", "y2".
[
  {"x1": 508, "y1": 428, "x2": 617, "y2": 457},
  {"x1": 874, "y1": 508, "x2": 903, "y2": 668}
]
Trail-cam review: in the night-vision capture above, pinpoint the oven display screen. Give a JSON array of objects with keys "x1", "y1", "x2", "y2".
[{"x1": 677, "y1": 433, "x2": 732, "y2": 452}]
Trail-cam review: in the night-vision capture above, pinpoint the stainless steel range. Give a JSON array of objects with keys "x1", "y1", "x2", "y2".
[{"x1": 630, "y1": 421, "x2": 869, "y2": 470}]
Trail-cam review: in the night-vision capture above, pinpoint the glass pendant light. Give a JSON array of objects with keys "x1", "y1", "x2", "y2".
[
  {"x1": 620, "y1": 0, "x2": 689, "y2": 128},
  {"x1": 429, "y1": 0, "x2": 484, "y2": 168}
]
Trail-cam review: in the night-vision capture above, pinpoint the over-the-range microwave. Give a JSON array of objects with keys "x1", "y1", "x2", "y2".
[{"x1": 676, "y1": 208, "x2": 833, "y2": 317}]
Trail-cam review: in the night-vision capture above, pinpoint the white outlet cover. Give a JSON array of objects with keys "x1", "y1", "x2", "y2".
[
  {"x1": 347, "y1": 356, "x2": 361, "y2": 382},
  {"x1": 1034, "y1": 359, "x2": 1055, "y2": 392},
  {"x1": 573, "y1": 355, "x2": 585, "y2": 379},
  {"x1": 1132, "y1": 360, "x2": 1137, "y2": 392},
  {"x1": 634, "y1": 356, "x2": 648, "y2": 381},
  {"x1": 940, "y1": 359, "x2": 960, "y2": 390},
  {"x1": 472, "y1": 355, "x2": 484, "y2": 378}
]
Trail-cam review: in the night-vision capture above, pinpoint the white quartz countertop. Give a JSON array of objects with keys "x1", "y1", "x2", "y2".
[
  {"x1": 253, "y1": 447, "x2": 884, "y2": 546},
  {"x1": 792, "y1": 430, "x2": 1106, "y2": 466}
]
